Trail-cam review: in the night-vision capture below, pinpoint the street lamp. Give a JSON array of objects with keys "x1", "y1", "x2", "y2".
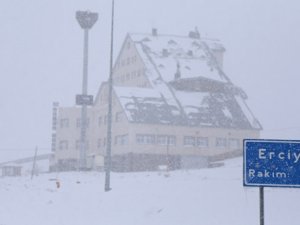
[
  {"x1": 76, "y1": 10, "x2": 98, "y2": 170},
  {"x1": 105, "y1": 0, "x2": 115, "y2": 192}
]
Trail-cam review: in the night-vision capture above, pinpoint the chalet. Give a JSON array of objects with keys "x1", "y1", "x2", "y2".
[{"x1": 52, "y1": 29, "x2": 262, "y2": 171}]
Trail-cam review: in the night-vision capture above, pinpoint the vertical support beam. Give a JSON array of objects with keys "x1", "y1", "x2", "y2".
[
  {"x1": 259, "y1": 186, "x2": 264, "y2": 225},
  {"x1": 105, "y1": 0, "x2": 115, "y2": 192}
]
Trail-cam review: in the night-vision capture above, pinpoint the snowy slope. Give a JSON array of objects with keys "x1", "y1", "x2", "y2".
[{"x1": 1, "y1": 157, "x2": 300, "y2": 225}]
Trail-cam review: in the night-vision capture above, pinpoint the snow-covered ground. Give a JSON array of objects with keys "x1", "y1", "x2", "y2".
[{"x1": 1, "y1": 157, "x2": 299, "y2": 225}]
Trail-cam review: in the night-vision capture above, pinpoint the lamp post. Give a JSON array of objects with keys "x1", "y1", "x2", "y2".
[
  {"x1": 105, "y1": 0, "x2": 115, "y2": 192},
  {"x1": 76, "y1": 11, "x2": 98, "y2": 170}
]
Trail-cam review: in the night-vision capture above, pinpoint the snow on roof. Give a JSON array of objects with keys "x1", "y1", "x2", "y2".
[
  {"x1": 114, "y1": 86, "x2": 184, "y2": 124},
  {"x1": 108, "y1": 32, "x2": 261, "y2": 130},
  {"x1": 175, "y1": 90, "x2": 254, "y2": 128},
  {"x1": 235, "y1": 96, "x2": 262, "y2": 129},
  {"x1": 0, "y1": 163, "x2": 21, "y2": 168},
  {"x1": 130, "y1": 33, "x2": 228, "y2": 83},
  {"x1": 114, "y1": 85, "x2": 258, "y2": 129}
]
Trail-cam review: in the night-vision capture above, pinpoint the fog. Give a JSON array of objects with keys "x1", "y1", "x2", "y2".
[{"x1": 0, "y1": 0, "x2": 299, "y2": 158}]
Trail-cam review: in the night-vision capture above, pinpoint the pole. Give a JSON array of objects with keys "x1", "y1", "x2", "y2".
[
  {"x1": 166, "y1": 136, "x2": 170, "y2": 170},
  {"x1": 76, "y1": 10, "x2": 98, "y2": 170},
  {"x1": 79, "y1": 28, "x2": 89, "y2": 170},
  {"x1": 31, "y1": 146, "x2": 38, "y2": 179},
  {"x1": 105, "y1": 0, "x2": 115, "y2": 192},
  {"x1": 259, "y1": 186, "x2": 264, "y2": 225}
]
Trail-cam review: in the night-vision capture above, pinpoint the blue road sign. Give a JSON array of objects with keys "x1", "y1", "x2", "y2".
[{"x1": 244, "y1": 139, "x2": 300, "y2": 188}]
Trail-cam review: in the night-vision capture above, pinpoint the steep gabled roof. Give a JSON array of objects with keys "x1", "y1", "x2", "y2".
[
  {"x1": 101, "y1": 31, "x2": 262, "y2": 130},
  {"x1": 130, "y1": 33, "x2": 230, "y2": 83}
]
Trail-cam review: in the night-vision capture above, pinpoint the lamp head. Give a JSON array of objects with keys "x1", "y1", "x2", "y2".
[{"x1": 76, "y1": 11, "x2": 98, "y2": 29}]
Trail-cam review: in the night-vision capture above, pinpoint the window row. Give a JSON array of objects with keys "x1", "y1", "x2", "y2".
[
  {"x1": 135, "y1": 135, "x2": 240, "y2": 149},
  {"x1": 60, "y1": 118, "x2": 90, "y2": 129},
  {"x1": 58, "y1": 136, "x2": 241, "y2": 151},
  {"x1": 98, "y1": 112, "x2": 123, "y2": 126},
  {"x1": 115, "y1": 55, "x2": 138, "y2": 69},
  {"x1": 59, "y1": 112, "x2": 124, "y2": 129},
  {"x1": 59, "y1": 140, "x2": 90, "y2": 151},
  {"x1": 136, "y1": 134, "x2": 176, "y2": 145},
  {"x1": 114, "y1": 69, "x2": 143, "y2": 83}
]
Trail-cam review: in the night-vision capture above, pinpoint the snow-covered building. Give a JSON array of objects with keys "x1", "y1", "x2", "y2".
[{"x1": 52, "y1": 29, "x2": 262, "y2": 171}]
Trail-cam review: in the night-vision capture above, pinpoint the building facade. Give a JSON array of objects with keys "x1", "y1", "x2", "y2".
[{"x1": 52, "y1": 29, "x2": 262, "y2": 171}]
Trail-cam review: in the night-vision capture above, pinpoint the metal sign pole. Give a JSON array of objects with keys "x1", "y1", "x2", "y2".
[
  {"x1": 104, "y1": 0, "x2": 115, "y2": 192},
  {"x1": 259, "y1": 186, "x2": 264, "y2": 225}
]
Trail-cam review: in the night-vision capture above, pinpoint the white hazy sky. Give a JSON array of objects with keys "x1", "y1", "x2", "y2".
[{"x1": 0, "y1": 0, "x2": 299, "y2": 158}]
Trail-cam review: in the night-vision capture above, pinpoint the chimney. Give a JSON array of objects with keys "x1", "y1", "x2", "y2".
[
  {"x1": 152, "y1": 28, "x2": 158, "y2": 36},
  {"x1": 188, "y1": 27, "x2": 200, "y2": 39},
  {"x1": 174, "y1": 62, "x2": 181, "y2": 80},
  {"x1": 162, "y1": 49, "x2": 169, "y2": 57}
]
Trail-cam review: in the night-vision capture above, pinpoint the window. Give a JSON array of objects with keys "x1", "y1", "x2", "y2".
[
  {"x1": 115, "y1": 134, "x2": 129, "y2": 145},
  {"x1": 131, "y1": 71, "x2": 136, "y2": 79},
  {"x1": 76, "y1": 118, "x2": 89, "y2": 128},
  {"x1": 97, "y1": 139, "x2": 101, "y2": 148},
  {"x1": 104, "y1": 115, "x2": 108, "y2": 125},
  {"x1": 157, "y1": 135, "x2": 176, "y2": 146},
  {"x1": 131, "y1": 56, "x2": 137, "y2": 64},
  {"x1": 60, "y1": 118, "x2": 69, "y2": 128},
  {"x1": 114, "y1": 76, "x2": 120, "y2": 83},
  {"x1": 216, "y1": 138, "x2": 227, "y2": 148},
  {"x1": 103, "y1": 138, "x2": 106, "y2": 147},
  {"x1": 126, "y1": 73, "x2": 130, "y2": 80},
  {"x1": 121, "y1": 75, "x2": 125, "y2": 83},
  {"x1": 98, "y1": 117, "x2": 102, "y2": 127},
  {"x1": 115, "y1": 112, "x2": 123, "y2": 122},
  {"x1": 76, "y1": 140, "x2": 89, "y2": 150},
  {"x1": 197, "y1": 137, "x2": 208, "y2": 148},
  {"x1": 229, "y1": 138, "x2": 240, "y2": 149},
  {"x1": 184, "y1": 136, "x2": 195, "y2": 147},
  {"x1": 137, "y1": 70, "x2": 141, "y2": 77},
  {"x1": 51, "y1": 134, "x2": 56, "y2": 151},
  {"x1": 59, "y1": 140, "x2": 68, "y2": 150},
  {"x1": 136, "y1": 134, "x2": 155, "y2": 145},
  {"x1": 76, "y1": 140, "x2": 81, "y2": 150}
]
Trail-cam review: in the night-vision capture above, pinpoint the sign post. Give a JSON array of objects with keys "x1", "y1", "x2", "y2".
[
  {"x1": 244, "y1": 139, "x2": 300, "y2": 225},
  {"x1": 259, "y1": 186, "x2": 264, "y2": 225}
]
